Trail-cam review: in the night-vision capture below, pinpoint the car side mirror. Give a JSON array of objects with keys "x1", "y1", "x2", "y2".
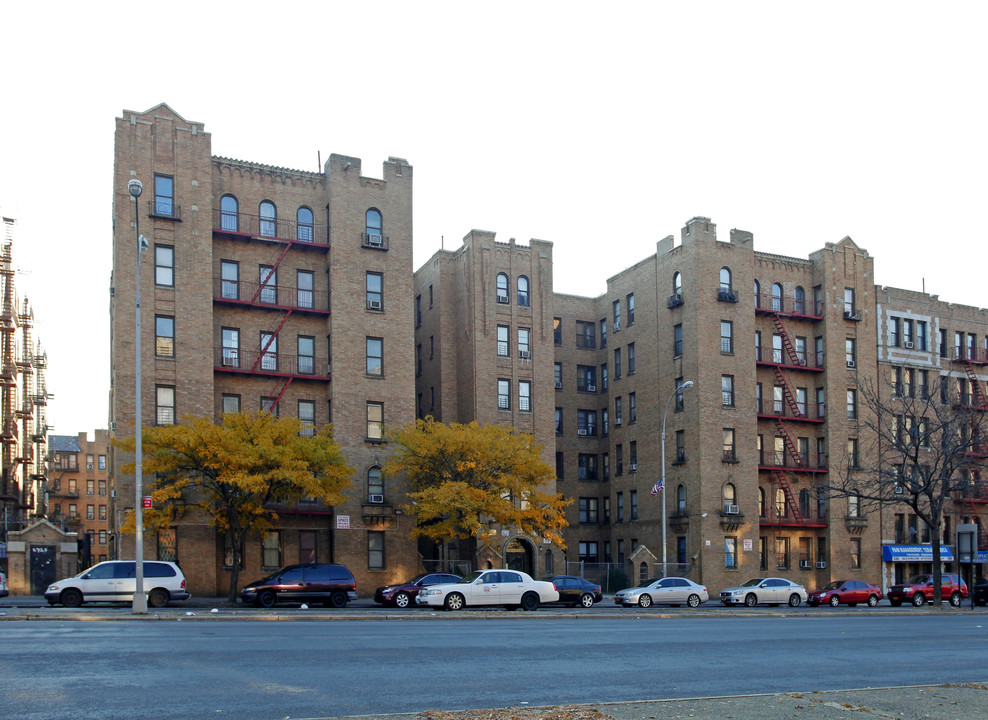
[{"x1": 82, "y1": 573, "x2": 91, "y2": 579}]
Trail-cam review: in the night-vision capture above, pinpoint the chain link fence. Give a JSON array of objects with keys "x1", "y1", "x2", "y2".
[{"x1": 565, "y1": 561, "x2": 696, "y2": 593}]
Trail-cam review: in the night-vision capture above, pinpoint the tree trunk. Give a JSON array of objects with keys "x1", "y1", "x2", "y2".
[
  {"x1": 227, "y1": 529, "x2": 244, "y2": 603},
  {"x1": 931, "y1": 517, "x2": 943, "y2": 605}
]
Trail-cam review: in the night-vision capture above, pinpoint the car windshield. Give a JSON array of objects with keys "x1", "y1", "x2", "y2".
[
  {"x1": 907, "y1": 575, "x2": 932, "y2": 584},
  {"x1": 458, "y1": 571, "x2": 484, "y2": 584},
  {"x1": 257, "y1": 567, "x2": 297, "y2": 583},
  {"x1": 739, "y1": 578, "x2": 765, "y2": 587},
  {"x1": 636, "y1": 579, "x2": 661, "y2": 588},
  {"x1": 406, "y1": 574, "x2": 430, "y2": 584},
  {"x1": 821, "y1": 581, "x2": 842, "y2": 590}
]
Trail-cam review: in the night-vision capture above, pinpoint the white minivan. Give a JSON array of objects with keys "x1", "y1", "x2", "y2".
[{"x1": 45, "y1": 560, "x2": 191, "y2": 608}]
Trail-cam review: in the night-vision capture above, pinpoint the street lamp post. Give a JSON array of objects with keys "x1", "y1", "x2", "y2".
[
  {"x1": 660, "y1": 379, "x2": 693, "y2": 578},
  {"x1": 128, "y1": 178, "x2": 148, "y2": 614}
]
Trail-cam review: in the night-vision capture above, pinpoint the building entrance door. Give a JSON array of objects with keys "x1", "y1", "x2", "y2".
[
  {"x1": 30, "y1": 544, "x2": 57, "y2": 594},
  {"x1": 504, "y1": 538, "x2": 533, "y2": 574}
]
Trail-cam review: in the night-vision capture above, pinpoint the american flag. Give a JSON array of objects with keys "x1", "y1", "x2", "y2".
[{"x1": 650, "y1": 479, "x2": 664, "y2": 495}]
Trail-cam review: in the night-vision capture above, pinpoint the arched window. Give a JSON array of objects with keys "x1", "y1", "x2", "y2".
[
  {"x1": 673, "y1": 272, "x2": 682, "y2": 296},
  {"x1": 759, "y1": 487, "x2": 766, "y2": 517},
  {"x1": 719, "y1": 267, "x2": 732, "y2": 293},
  {"x1": 794, "y1": 286, "x2": 805, "y2": 314},
  {"x1": 676, "y1": 484, "x2": 686, "y2": 515},
  {"x1": 367, "y1": 467, "x2": 384, "y2": 502},
  {"x1": 754, "y1": 279, "x2": 761, "y2": 308},
  {"x1": 496, "y1": 273, "x2": 509, "y2": 303},
  {"x1": 296, "y1": 207, "x2": 314, "y2": 243},
  {"x1": 365, "y1": 209, "x2": 383, "y2": 246},
  {"x1": 772, "y1": 282, "x2": 783, "y2": 312},
  {"x1": 220, "y1": 195, "x2": 238, "y2": 232},
  {"x1": 723, "y1": 482, "x2": 737, "y2": 511},
  {"x1": 259, "y1": 201, "x2": 277, "y2": 238},
  {"x1": 517, "y1": 275, "x2": 530, "y2": 307}
]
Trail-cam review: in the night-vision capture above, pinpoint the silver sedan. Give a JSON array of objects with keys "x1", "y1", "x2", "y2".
[
  {"x1": 614, "y1": 577, "x2": 709, "y2": 608},
  {"x1": 720, "y1": 577, "x2": 807, "y2": 607}
]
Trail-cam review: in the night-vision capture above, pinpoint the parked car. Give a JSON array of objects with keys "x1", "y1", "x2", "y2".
[
  {"x1": 241, "y1": 563, "x2": 357, "y2": 608},
  {"x1": 807, "y1": 579, "x2": 882, "y2": 607},
  {"x1": 887, "y1": 573, "x2": 968, "y2": 607},
  {"x1": 374, "y1": 573, "x2": 462, "y2": 608},
  {"x1": 614, "y1": 577, "x2": 709, "y2": 608},
  {"x1": 44, "y1": 560, "x2": 190, "y2": 608},
  {"x1": 973, "y1": 577, "x2": 988, "y2": 606},
  {"x1": 541, "y1": 575, "x2": 603, "y2": 607},
  {"x1": 720, "y1": 577, "x2": 807, "y2": 607},
  {"x1": 415, "y1": 569, "x2": 559, "y2": 611},
  {"x1": 0, "y1": 571, "x2": 7, "y2": 599}
]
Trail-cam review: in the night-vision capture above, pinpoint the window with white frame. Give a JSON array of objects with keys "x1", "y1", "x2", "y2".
[
  {"x1": 519, "y1": 380, "x2": 532, "y2": 412},
  {"x1": 497, "y1": 325, "x2": 509, "y2": 356},
  {"x1": 156, "y1": 386, "x2": 175, "y2": 425},
  {"x1": 155, "y1": 245, "x2": 174, "y2": 287},
  {"x1": 497, "y1": 379, "x2": 510, "y2": 409}
]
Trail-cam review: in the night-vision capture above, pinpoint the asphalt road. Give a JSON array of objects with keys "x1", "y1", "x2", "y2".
[{"x1": 1, "y1": 613, "x2": 986, "y2": 720}]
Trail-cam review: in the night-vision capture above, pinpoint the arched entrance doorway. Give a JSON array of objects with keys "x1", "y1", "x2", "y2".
[{"x1": 504, "y1": 537, "x2": 534, "y2": 574}]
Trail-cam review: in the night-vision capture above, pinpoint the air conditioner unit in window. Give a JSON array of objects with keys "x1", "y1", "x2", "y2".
[
  {"x1": 724, "y1": 504, "x2": 740, "y2": 515},
  {"x1": 368, "y1": 494, "x2": 384, "y2": 504},
  {"x1": 816, "y1": 561, "x2": 827, "y2": 569},
  {"x1": 222, "y1": 355, "x2": 238, "y2": 367},
  {"x1": 578, "y1": 429, "x2": 588, "y2": 436},
  {"x1": 368, "y1": 300, "x2": 382, "y2": 310},
  {"x1": 519, "y1": 350, "x2": 530, "y2": 359},
  {"x1": 554, "y1": 381, "x2": 562, "y2": 390},
  {"x1": 496, "y1": 295, "x2": 509, "y2": 304},
  {"x1": 367, "y1": 233, "x2": 383, "y2": 246},
  {"x1": 846, "y1": 360, "x2": 856, "y2": 368},
  {"x1": 904, "y1": 340, "x2": 914, "y2": 349},
  {"x1": 587, "y1": 385, "x2": 596, "y2": 392},
  {"x1": 86, "y1": 464, "x2": 94, "y2": 471},
  {"x1": 325, "y1": 364, "x2": 332, "y2": 375},
  {"x1": 799, "y1": 559, "x2": 811, "y2": 569},
  {"x1": 629, "y1": 463, "x2": 638, "y2": 472}
]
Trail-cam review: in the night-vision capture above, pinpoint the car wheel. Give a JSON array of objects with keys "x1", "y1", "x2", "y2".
[
  {"x1": 912, "y1": 593, "x2": 926, "y2": 607},
  {"x1": 788, "y1": 594, "x2": 801, "y2": 608},
  {"x1": 257, "y1": 590, "x2": 277, "y2": 609},
  {"x1": 444, "y1": 593, "x2": 464, "y2": 611},
  {"x1": 890, "y1": 600, "x2": 902, "y2": 607},
  {"x1": 867, "y1": 595, "x2": 879, "y2": 607},
  {"x1": 148, "y1": 589, "x2": 169, "y2": 608},
  {"x1": 744, "y1": 594, "x2": 757, "y2": 607},
  {"x1": 579, "y1": 593, "x2": 595, "y2": 609},
  {"x1": 687, "y1": 594, "x2": 701, "y2": 608},
  {"x1": 638, "y1": 594, "x2": 652, "y2": 608},
  {"x1": 329, "y1": 591, "x2": 347, "y2": 609},
  {"x1": 950, "y1": 592, "x2": 961, "y2": 607},
  {"x1": 61, "y1": 589, "x2": 83, "y2": 608},
  {"x1": 393, "y1": 592, "x2": 411, "y2": 609},
  {"x1": 829, "y1": 595, "x2": 840, "y2": 607},
  {"x1": 521, "y1": 592, "x2": 540, "y2": 611}
]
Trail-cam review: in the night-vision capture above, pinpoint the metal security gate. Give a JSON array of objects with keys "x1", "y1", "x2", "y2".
[{"x1": 30, "y1": 544, "x2": 56, "y2": 594}]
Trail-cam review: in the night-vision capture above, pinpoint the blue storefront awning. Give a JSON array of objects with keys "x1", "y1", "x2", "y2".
[{"x1": 882, "y1": 545, "x2": 954, "y2": 562}]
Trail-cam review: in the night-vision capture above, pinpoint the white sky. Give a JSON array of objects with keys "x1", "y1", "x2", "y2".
[{"x1": 1, "y1": 1, "x2": 986, "y2": 436}]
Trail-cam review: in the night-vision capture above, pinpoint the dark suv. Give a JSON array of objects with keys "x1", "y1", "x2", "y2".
[
  {"x1": 887, "y1": 573, "x2": 968, "y2": 607},
  {"x1": 241, "y1": 563, "x2": 357, "y2": 608}
]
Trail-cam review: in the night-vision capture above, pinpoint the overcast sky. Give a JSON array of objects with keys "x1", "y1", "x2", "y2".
[{"x1": 1, "y1": 1, "x2": 986, "y2": 436}]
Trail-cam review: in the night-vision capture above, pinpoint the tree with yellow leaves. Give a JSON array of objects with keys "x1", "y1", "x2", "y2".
[
  {"x1": 117, "y1": 411, "x2": 352, "y2": 601},
  {"x1": 384, "y1": 419, "x2": 569, "y2": 556}
]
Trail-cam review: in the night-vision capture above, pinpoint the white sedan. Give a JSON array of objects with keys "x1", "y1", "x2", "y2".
[
  {"x1": 614, "y1": 577, "x2": 709, "y2": 608},
  {"x1": 720, "y1": 577, "x2": 807, "y2": 607},
  {"x1": 415, "y1": 569, "x2": 559, "y2": 611}
]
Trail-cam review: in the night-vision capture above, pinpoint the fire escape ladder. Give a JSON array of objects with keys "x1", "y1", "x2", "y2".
[
  {"x1": 248, "y1": 243, "x2": 293, "y2": 305},
  {"x1": 270, "y1": 378, "x2": 294, "y2": 412},
  {"x1": 773, "y1": 419, "x2": 807, "y2": 469},
  {"x1": 771, "y1": 315, "x2": 802, "y2": 366},
  {"x1": 961, "y1": 361, "x2": 986, "y2": 408},
  {"x1": 772, "y1": 366, "x2": 801, "y2": 417},
  {"x1": 248, "y1": 309, "x2": 294, "y2": 373},
  {"x1": 773, "y1": 469, "x2": 804, "y2": 523}
]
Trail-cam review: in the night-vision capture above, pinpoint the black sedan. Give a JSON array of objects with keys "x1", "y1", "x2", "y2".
[
  {"x1": 373, "y1": 573, "x2": 461, "y2": 608},
  {"x1": 974, "y1": 577, "x2": 988, "y2": 607},
  {"x1": 542, "y1": 575, "x2": 603, "y2": 608}
]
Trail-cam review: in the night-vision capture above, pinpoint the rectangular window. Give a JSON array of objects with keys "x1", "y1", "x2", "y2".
[
  {"x1": 614, "y1": 396, "x2": 623, "y2": 426},
  {"x1": 86, "y1": 479, "x2": 94, "y2": 495},
  {"x1": 627, "y1": 293, "x2": 635, "y2": 325},
  {"x1": 846, "y1": 338, "x2": 856, "y2": 366},
  {"x1": 579, "y1": 497, "x2": 599, "y2": 523},
  {"x1": 297, "y1": 270, "x2": 314, "y2": 309},
  {"x1": 759, "y1": 537, "x2": 768, "y2": 571},
  {"x1": 890, "y1": 316, "x2": 900, "y2": 347},
  {"x1": 602, "y1": 452, "x2": 610, "y2": 481},
  {"x1": 721, "y1": 321, "x2": 733, "y2": 353},
  {"x1": 613, "y1": 300, "x2": 621, "y2": 331},
  {"x1": 555, "y1": 451, "x2": 565, "y2": 479},
  {"x1": 675, "y1": 377, "x2": 685, "y2": 412},
  {"x1": 366, "y1": 402, "x2": 384, "y2": 440},
  {"x1": 850, "y1": 538, "x2": 861, "y2": 569},
  {"x1": 725, "y1": 537, "x2": 737, "y2": 568},
  {"x1": 221, "y1": 394, "x2": 241, "y2": 414},
  {"x1": 155, "y1": 245, "x2": 174, "y2": 287},
  {"x1": 366, "y1": 337, "x2": 383, "y2": 376},
  {"x1": 616, "y1": 444, "x2": 623, "y2": 476},
  {"x1": 555, "y1": 407, "x2": 563, "y2": 434},
  {"x1": 415, "y1": 295, "x2": 421, "y2": 327},
  {"x1": 156, "y1": 385, "x2": 175, "y2": 425},
  {"x1": 903, "y1": 319, "x2": 914, "y2": 346},
  {"x1": 362, "y1": 272, "x2": 384, "y2": 312},
  {"x1": 219, "y1": 260, "x2": 239, "y2": 300},
  {"x1": 86, "y1": 504, "x2": 95, "y2": 520},
  {"x1": 627, "y1": 343, "x2": 636, "y2": 374},
  {"x1": 614, "y1": 348, "x2": 622, "y2": 378},
  {"x1": 260, "y1": 396, "x2": 279, "y2": 415},
  {"x1": 847, "y1": 438, "x2": 858, "y2": 469},
  {"x1": 722, "y1": 375, "x2": 734, "y2": 407},
  {"x1": 576, "y1": 320, "x2": 595, "y2": 349},
  {"x1": 428, "y1": 284, "x2": 434, "y2": 308},
  {"x1": 602, "y1": 409, "x2": 609, "y2": 436},
  {"x1": 577, "y1": 365, "x2": 597, "y2": 392},
  {"x1": 368, "y1": 531, "x2": 385, "y2": 569},
  {"x1": 674, "y1": 324, "x2": 683, "y2": 357},
  {"x1": 577, "y1": 409, "x2": 598, "y2": 436},
  {"x1": 497, "y1": 325, "x2": 509, "y2": 356},
  {"x1": 154, "y1": 316, "x2": 175, "y2": 357},
  {"x1": 844, "y1": 288, "x2": 856, "y2": 316},
  {"x1": 519, "y1": 380, "x2": 532, "y2": 412},
  {"x1": 98, "y1": 480, "x2": 107, "y2": 496},
  {"x1": 260, "y1": 332, "x2": 278, "y2": 371},
  {"x1": 916, "y1": 321, "x2": 927, "y2": 351},
  {"x1": 497, "y1": 379, "x2": 511, "y2": 409},
  {"x1": 221, "y1": 327, "x2": 240, "y2": 368},
  {"x1": 616, "y1": 492, "x2": 624, "y2": 522},
  {"x1": 554, "y1": 362, "x2": 562, "y2": 389},
  {"x1": 262, "y1": 531, "x2": 282, "y2": 569},
  {"x1": 723, "y1": 428, "x2": 736, "y2": 461},
  {"x1": 600, "y1": 319, "x2": 607, "y2": 348},
  {"x1": 629, "y1": 441, "x2": 637, "y2": 468},
  {"x1": 154, "y1": 174, "x2": 174, "y2": 216},
  {"x1": 675, "y1": 430, "x2": 685, "y2": 463},
  {"x1": 553, "y1": 317, "x2": 562, "y2": 345},
  {"x1": 847, "y1": 389, "x2": 857, "y2": 419},
  {"x1": 518, "y1": 327, "x2": 530, "y2": 358},
  {"x1": 630, "y1": 490, "x2": 638, "y2": 520},
  {"x1": 776, "y1": 537, "x2": 790, "y2": 570},
  {"x1": 259, "y1": 266, "x2": 277, "y2": 304},
  {"x1": 601, "y1": 364, "x2": 608, "y2": 391},
  {"x1": 297, "y1": 336, "x2": 315, "y2": 375},
  {"x1": 629, "y1": 392, "x2": 637, "y2": 423},
  {"x1": 298, "y1": 400, "x2": 316, "y2": 436},
  {"x1": 578, "y1": 541, "x2": 599, "y2": 563}
]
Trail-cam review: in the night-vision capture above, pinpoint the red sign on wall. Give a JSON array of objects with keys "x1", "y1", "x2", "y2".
[{"x1": 142, "y1": 496, "x2": 153, "y2": 509}]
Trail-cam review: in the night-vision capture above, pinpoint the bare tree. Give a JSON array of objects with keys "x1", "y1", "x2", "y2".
[{"x1": 829, "y1": 375, "x2": 987, "y2": 604}]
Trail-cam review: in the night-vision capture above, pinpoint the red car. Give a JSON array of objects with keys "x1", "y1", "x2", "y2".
[
  {"x1": 373, "y1": 573, "x2": 462, "y2": 608},
  {"x1": 888, "y1": 573, "x2": 968, "y2": 607},
  {"x1": 807, "y1": 579, "x2": 882, "y2": 607}
]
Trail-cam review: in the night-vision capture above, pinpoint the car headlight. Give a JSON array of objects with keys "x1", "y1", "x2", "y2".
[
  {"x1": 47, "y1": 585, "x2": 59, "y2": 592},
  {"x1": 420, "y1": 588, "x2": 439, "y2": 597},
  {"x1": 242, "y1": 586, "x2": 255, "y2": 593},
  {"x1": 381, "y1": 587, "x2": 394, "y2": 594}
]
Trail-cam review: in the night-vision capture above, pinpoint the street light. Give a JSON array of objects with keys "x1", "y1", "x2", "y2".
[
  {"x1": 660, "y1": 379, "x2": 693, "y2": 578},
  {"x1": 129, "y1": 178, "x2": 148, "y2": 614}
]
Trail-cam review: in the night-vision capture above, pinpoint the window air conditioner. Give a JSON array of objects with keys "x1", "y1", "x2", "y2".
[
  {"x1": 816, "y1": 561, "x2": 827, "y2": 569},
  {"x1": 86, "y1": 464, "x2": 94, "y2": 471},
  {"x1": 587, "y1": 385, "x2": 596, "y2": 392},
  {"x1": 496, "y1": 295, "x2": 509, "y2": 304},
  {"x1": 554, "y1": 381, "x2": 562, "y2": 390},
  {"x1": 904, "y1": 341, "x2": 914, "y2": 349},
  {"x1": 368, "y1": 494, "x2": 384, "y2": 504},
  {"x1": 222, "y1": 355, "x2": 238, "y2": 367},
  {"x1": 367, "y1": 233, "x2": 383, "y2": 246},
  {"x1": 846, "y1": 360, "x2": 856, "y2": 368},
  {"x1": 724, "y1": 504, "x2": 740, "y2": 515},
  {"x1": 629, "y1": 463, "x2": 638, "y2": 472},
  {"x1": 799, "y1": 559, "x2": 811, "y2": 569},
  {"x1": 368, "y1": 300, "x2": 382, "y2": 310},
  {"x1": 578, "y1": 429, "x2": 588, "y2": 436},
  {"x1": 519, "y1": 350, "x2": 530, "y2": 359}
]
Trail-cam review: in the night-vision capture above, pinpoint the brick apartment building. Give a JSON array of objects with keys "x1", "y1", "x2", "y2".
[
  {"x1": 111, "y1": 104, "x2": 986, "y2": 599},
  {"x1": 47, "y1": 431, "x2": 110, "y2": 567}
]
